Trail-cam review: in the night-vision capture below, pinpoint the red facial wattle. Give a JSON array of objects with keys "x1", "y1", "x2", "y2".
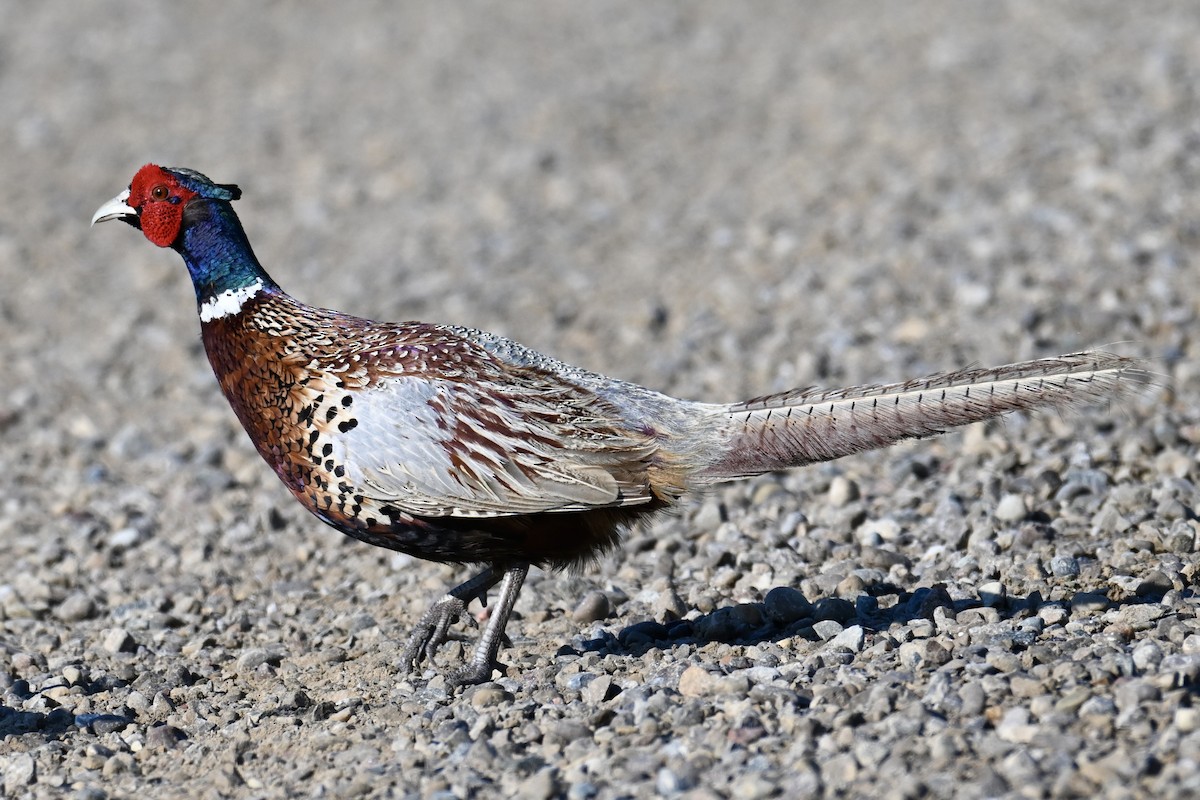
[{"x1": 129, "y1": 164, "x2": 198, "y2": 248}]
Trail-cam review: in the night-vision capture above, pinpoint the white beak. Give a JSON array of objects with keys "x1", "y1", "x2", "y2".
[{"x1": 91, "y1": 189, "x2": 135, "y2": 226}]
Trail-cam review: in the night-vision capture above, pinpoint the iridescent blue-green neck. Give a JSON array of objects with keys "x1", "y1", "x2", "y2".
[{"x1": 175, "y1": 198, "x2": 279, "y2": 305}]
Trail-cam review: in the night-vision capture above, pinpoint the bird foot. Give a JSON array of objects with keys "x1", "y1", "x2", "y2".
[
  {"x1": 398, "y1": 564, "x2": 529, "y2": 688},
  {"x1": 447, "y1": 657, "x2": 502, "y2": 688},
  {"x1": 398, "y1": 593, "x2": 478, "y2": 670}
]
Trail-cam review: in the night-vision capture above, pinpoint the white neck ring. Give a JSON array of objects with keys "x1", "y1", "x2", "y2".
[{"x1": 199, "y1": 279, "x2": 264, "y2": 322}]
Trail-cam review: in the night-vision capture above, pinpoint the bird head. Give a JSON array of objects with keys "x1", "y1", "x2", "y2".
[{"x1": 92, "y1": 164, "x2": 242, "y2": 248}]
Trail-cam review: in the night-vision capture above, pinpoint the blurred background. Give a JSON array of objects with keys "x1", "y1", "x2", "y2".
[{"x1": 12, "y1": 3, "x2": 1196, "y2": 401}]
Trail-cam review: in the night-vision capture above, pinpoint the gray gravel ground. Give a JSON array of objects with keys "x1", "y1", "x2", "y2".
[{"x1": 2, "y1": 2, "x2": 1198, "y2": 798}]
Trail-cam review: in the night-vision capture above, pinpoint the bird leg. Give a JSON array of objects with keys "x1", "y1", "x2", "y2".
[
  {"x1": 448, "y1": 563, "x2": 528, "y2": 686},
  {"x1": 399, "y1": 567, "x2": 499, "y2": 669},
  {"x1": 400, "y1": 563, "x2": 528, "y2": 686}
]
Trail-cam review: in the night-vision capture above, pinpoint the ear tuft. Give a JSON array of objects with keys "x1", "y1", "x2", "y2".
[{"x1": 165, "y1": 167, "x2": 241, "y2": 202}]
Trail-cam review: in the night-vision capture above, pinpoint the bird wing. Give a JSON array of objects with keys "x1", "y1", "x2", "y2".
[{"x1": 333, "y1": 366, "x2": 661, "y2": 519}]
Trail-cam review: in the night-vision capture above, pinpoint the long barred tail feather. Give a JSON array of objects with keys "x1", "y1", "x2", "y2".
[{"x1": 699, "y1": 351, "x2": 1149, "y2": 481}]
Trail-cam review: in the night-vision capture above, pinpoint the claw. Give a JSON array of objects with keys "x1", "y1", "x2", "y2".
[
  {"x1": 448, "y1": 658, "x2": 500, "y2": 688},
  {"x1": 398, "y1": 593, "x2": 468, "y2": 669}
]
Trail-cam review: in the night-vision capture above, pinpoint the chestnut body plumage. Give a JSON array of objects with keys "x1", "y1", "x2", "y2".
[{"x1": 94, "y1": 165, "x2": 1143, "y2": 685}]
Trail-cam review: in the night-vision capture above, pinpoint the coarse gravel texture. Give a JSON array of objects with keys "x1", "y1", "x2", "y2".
[{"x1": 2, "y1": 2, "x2": 1199, "y2": 799}]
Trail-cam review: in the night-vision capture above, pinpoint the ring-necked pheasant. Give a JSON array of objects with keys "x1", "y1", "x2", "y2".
[{"x1": 94, "y1": 164, "x2": 1143, "y2": 686}]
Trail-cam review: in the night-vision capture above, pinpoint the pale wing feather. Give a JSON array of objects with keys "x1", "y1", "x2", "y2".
[{"x1": 335, "y1": 375, "x2": 658, "y2": 518}]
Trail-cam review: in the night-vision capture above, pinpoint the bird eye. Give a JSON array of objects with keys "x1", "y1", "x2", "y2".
[{"x1": 151, "y1": 184, "x2": 169, "y2": 201}]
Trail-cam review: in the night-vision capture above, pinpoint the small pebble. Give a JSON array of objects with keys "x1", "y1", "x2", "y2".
[
  {"x1": 1071, "y1": 592, "x2": 1110, "y2": 614},
  {"x1": 899, "y1": 639, "x2": 951, "y2": 670},
  {"x1": 1136, "y1": 571, "x2": 1174, "y2": 597},
  {"x1": 236, "y1": 648, "x2": 275, "y2": 673},
  {"x1": 572, "y1": 591, "x2": 611, "y2": 623},
  {"x1": 996, "y1": 708, "x2": 1038, "y2": 744},
  {"x1": 3, "y1": 753, "x2": 35, "y2": 794},
  {"x1": 1049, "y1": 556, "x2": 1081, "y2": 577},
  {"x1": 813, "y1": 620, "x2": 844, "y2": 641},
  {"x1": 693, "y1": 499, "x2": 724, "y2": 530},
  {"x1": 581, "y1": 675, "x2": 617, "y2": 704},
  {"x1": 107, "y1": 527, "x2": 142, "y2": 550},
  {"x1": 693, "y1": 608, "x2": 744, "y2": 643},
  {"x1": 1114, "y1": 604, "x2": 1165, "y2": 630},
  {"x1": 828, "y1": 476, "x2": 860, "y2": 507},
  {"x1": 657, "y1": 767, "x2": 691, "y2": 795},
  {"x1": 618, "y1": 620, "x2": 670, "y2": 646},
  {"x1": 54, "y1": 592, "x2": 97, "y2": 622},
  {"x1": 813, "y1": 597, "x2": 856, "y2": 623},
  {"x1": 1055, "y1": 686, "x2": 1094, "y2": 714},
  {"x1": 763, "y1": 586, "x2": 812, "y2": 624},
  {"x1": 145, "y1": 725, "x2": 188, "y2": 750},
  {"x1": 518, "y1": 768, "x2": 559, "y2": 800},
  {"x1": 1133, "y1": 642, "x2": 1164, "y2": 671},
  {"x1": 985, "y1": 650, "x2": 1021, "y2": 673},
  {"x1": 731, "y1": 774, "x2": 778, "y2": 800},
  {"x1": 102, "y1": 628, "x2": 137, "y2": 655},
  {"x1": 863, "y1": 517, "x2": 902, "y2": 542},
  {"x1": 731, "y1": 602, "x2": 765, "y2": 628},
  {"x1": 978, "y1": 581, "x2": 1007, "y2": 608},
  {"x1": 829, "y1": 625, "x2": 865, "y2": 652},
  {"x1": 1038, "y1": 606, "x2": 1069, "y2": 626},
  {"x1": 1175, "y1": 708, "x2": 1200, "y2": 733},
  {"x1": 994, "y1": 494, "x2": 1027, "y2": 523},
  {"x1": 835, "y1": 574, "x2": 867, "y2": 599},
  {"x1": 62, "y1": 666, "x2": 85, "y2": 687},
  {"x1": 567, "y1": 783, "x2": 599, "y2": 800},
  {"x1": 678, "y1": 665, "x2": 721, "y2": 698},
  {"x1": 470, "y1": 683, "x2": 514, "y2": 708},
  {"x1": 76, "y1": 713, "x2": 131, "y2": 734}
]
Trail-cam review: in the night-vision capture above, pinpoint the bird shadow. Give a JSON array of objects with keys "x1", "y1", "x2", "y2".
[
  {"x1": 0, "y1": 679, "x2": 136, "y2": 740},
  {"x1": 0, "y1": 704, "x2": 77, "y2": 739},
  {"x1": 1, "y1": 704, "x2": 138, "y2": 741},
  {"x1": 568, "y1": 580, "x2": 1200, "y2": 690}
]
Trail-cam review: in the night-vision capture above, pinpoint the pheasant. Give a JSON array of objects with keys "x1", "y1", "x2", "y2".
[{"x1": 93, "y1": 164, "x2": 1143, "y2": 686}]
